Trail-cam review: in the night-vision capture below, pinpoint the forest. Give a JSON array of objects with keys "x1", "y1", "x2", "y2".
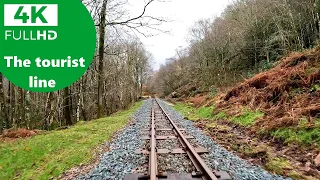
[
  {"x1": 1, "y1": 0, "x2": 320, "y2": 179},
  {"x1": 0, "y1": 0, "x2": 163, "y2": 132},
  {"x1": 1, "y1": 0, "x2": 319, "y2": 131},
  {"x1": 149, "y1": 0, "x2": 320, "y2": 96}
]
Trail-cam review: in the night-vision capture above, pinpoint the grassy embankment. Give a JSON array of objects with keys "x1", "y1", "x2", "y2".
[
  {"x1": 172, "y1": 102, "x2": 319, "y2": 179},
  {"x1": 174, "y1": 102, "x2": 263, "y2": 127},
  {"x1": 0, "y1": 101, "x2": 143, "y2": 180},
  {"x1": 172, "y1": 50, "x2": 320, "y2": 179},
  {"x1": 174, "y1": 102, "x2": 320, "y2": 147}
]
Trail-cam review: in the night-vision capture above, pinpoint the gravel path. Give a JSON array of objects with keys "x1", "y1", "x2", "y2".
[
  {"x1": 158, "y1": 154, "x2": 196, "y2": 173},
  {"x1": 157, "y1": 99, "x2": 291, "y2": 180},
  {"x1": 79, "y1": 99, "x2": 290, "y2": 180},
  {"x1": 78, "y1": 100, "x2": 151, "y2": 180},
  {"x1": 156, "y1": 139, "x2": 181, "y2": 150}
]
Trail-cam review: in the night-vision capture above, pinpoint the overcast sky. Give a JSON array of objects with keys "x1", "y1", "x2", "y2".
[{"x1": 128, "y1": 0, "x2": 232, "y2": 70}]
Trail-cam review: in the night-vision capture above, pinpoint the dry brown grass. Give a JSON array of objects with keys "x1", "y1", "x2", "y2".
[
  {"x1": 1, "y1": 128, "x2": 41, "y2": 139},
  {"x1": 187, "y1": 94, "x2": 208, "y2": 107},
  {"x1": 217, "y1": 49, "x2": 320, "y2": 131}
]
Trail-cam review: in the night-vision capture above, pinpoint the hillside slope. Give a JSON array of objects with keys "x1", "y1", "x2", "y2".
[
  {"x1": 218, "y1": 48, "x2": 320, "y2": 132},
  {"x1": 170, "y1": 47, "x2": 320, "y2": 179}
]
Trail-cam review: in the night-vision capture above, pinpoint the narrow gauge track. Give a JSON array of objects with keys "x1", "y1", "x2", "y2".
[{"x1": 125, "y1": 99, "x2": 232, "y2": 180}]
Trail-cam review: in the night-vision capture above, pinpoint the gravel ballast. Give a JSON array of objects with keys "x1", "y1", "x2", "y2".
[
  {"x1": 158, "y1": 154, "x2": 196, "y2": 173},
  {"x1": 80, "y1": 99, "x2": 290, "y2": 180},
  {"x1": 79, "y1": 100, "x2": 151, "y2": 180},
  {"x1": 157, "y1": 99, "x2": 290, "y2": 180}
]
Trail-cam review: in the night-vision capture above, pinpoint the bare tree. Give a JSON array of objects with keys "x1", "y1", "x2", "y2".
[
  {"x1": 0, "y1": 73, "x2": 6, "y2": 132},
  {"x1": 0, "y1": 0, "x2": 160, "y2": 131}
]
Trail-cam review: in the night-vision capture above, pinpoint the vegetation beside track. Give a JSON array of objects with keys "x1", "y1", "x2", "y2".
[
  {"x1": 172, "y1": 102, "x2": 318, "y2": 179},
  {"x1": 173, "y1": 103, "x2": 263, "y2": 127},
  {"x1": 173, "y1": 103, "x2": 214, "y2": 120},
  {"x1": 0, "y1": 101, "x2": 143, "y2": 180}
]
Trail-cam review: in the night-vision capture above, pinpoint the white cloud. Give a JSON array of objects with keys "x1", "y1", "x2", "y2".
[{"x1": 127, "y1": 0, "x2": 231, "y2": 70}]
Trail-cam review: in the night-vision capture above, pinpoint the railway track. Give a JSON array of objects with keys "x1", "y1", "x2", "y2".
[{"x1": 125, "y1": 99, "x2": 232, "y2": 180}]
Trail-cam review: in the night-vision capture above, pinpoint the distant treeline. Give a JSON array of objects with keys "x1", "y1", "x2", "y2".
[
  {"x1": 0, "y1": 0, "x2": 162, "y2": 132},
  {"x1": 149, "y1": 0, "x2": 320, "y2": 96},
  {"x1": 0, "y1": 39, "x2": 150, "y2": 131}
]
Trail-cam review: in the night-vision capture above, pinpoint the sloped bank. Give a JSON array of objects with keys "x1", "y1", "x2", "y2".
[
  {"x1": 213, "y1": 48, "x2": 320, "y2": 179},
  {"x1": 166, "y1": 47, "x2": 320, "y2": 179},
  {"x1": 218, "y1": 49, "x2": 320, "y2": 133}
]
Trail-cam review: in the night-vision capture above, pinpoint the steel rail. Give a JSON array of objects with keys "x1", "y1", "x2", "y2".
[
  {"x1": 150, "y1": 102, "x2": 158, "y2": 180},
  {"x1": 155, "y1": 99, "x2": 219, "y2": 180}
]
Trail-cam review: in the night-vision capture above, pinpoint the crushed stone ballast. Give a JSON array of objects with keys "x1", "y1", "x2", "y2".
[{"x1": 79, "y1": 99, "x2": 291, "y2": 180}]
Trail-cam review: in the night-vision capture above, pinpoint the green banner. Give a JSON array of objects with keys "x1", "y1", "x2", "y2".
[{"x1": 0, "y1": 0, "x2": 96, "y2": 92}]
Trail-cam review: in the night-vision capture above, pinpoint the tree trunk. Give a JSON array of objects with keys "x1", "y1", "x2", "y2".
[
  {"x1": 13, "y1": 85, "x2": 18, "y2": 128},
  {"x1": 19, "y1": 87, "x2": 25, "y2": 128},
  {"x1": 6, "y1": 81, "x2": 11, "y2": 129},
  {"x1": 0, "y1": 73, "x2": 7, "y2": 132},
  {"x1": 44, "y1": 92, "x2": 54, "y2": 130},
  {"x1": 25, "y1": 91, "x2": 30, "y2": 129},
  {"x1": 63, "y1": 87, "x2": 72, "y2": 126},
  {"x1": 315, "y1": 0, "x2": 320, "y2": 38},
  {"x1": 76, "y1": 81, "x2": 82, "y2": 122},
  {"x1": 81, "y1": 75, "x2": 87, "y2": 121},
  {"x1": 97, "y1": 0, "x2": 107, "y2": 119},
  {"x1": 8, "y1": 82, "x2": 14, "y2": 128}
]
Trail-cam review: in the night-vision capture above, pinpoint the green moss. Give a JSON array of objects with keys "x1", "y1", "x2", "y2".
[
  {"x1": 265, "y1": 157, "x2": 303, "y2": 179},
  {"x1": 173, "y1": 103, "x2": 214, "y2": 121},
  {"x1": 205, "y1": 122, "x2": 232, "y2": 132},
  {"x1": 287, "y1": 171, "x2": 304, "y2": 180},
  {"x1": 270, "y1": 118, "x2": 320, "y2": 146},
  {"x1": 310, "y1": 84, "x2": 320, "y2": 92},
  {"x1": 271, "y1": 127, "x2": 320, "y2": 147},
  {"x1": 305, "y1": 63, "x2": 320, "y2": 76},
  {"x1": 173, "y1": 103, "x2": 198, "y2": 120},
  {"x1": 265, "y1": 157, "x2": 293, "y2": 175},
  {"x1": 231, "y1": 109, "x2": 263, "y2": 127},
  {"x1": 0, "y1": 101, "x2": 143, "y2": 180},
  {"x1": 213, "y1": 112, "x2": 227, "y2": 120},
  {"x1": 196, "y1": 106, "x2": 215, "y2": 119}
]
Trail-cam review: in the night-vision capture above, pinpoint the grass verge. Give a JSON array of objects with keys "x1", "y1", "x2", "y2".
[
  {"x1": 270, "y1": 118, "x2": 320, "y2": 147},
  {"x1": 265, "y1": 157, "x2": 301, "y2": 179},
  {"x1": 173, "y1": 102, "x2": 261, "y2": 126},
  {"x1": 172, "y1": 101, "x2": 318, "y2": 179},
  {"x1": 0, "y1": 101, "x2": 143, "y2": 180},
  {"x1": 231, "y1": 109, "x2": 263, "y2": 127},
  {"x1": 173, "y1": 103, "x2": 214, "y2": 120}
]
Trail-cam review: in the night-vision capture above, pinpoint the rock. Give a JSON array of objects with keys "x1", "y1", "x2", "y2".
[
  {"x1": 314, "y1": 153, "x2": 320, "y2": 167},
  {"x1": 306, "y1": 153, "x2": 312, "y2": 157},
  {"x1": 170, "y1": 92, "x2": 180, "y2": 98},
  {"x1": 302, "y1": 161, "x2": 320, "y2": 177},
  {"x1": 303, "y1": 161, "x2": 312, "y2": 173}
]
